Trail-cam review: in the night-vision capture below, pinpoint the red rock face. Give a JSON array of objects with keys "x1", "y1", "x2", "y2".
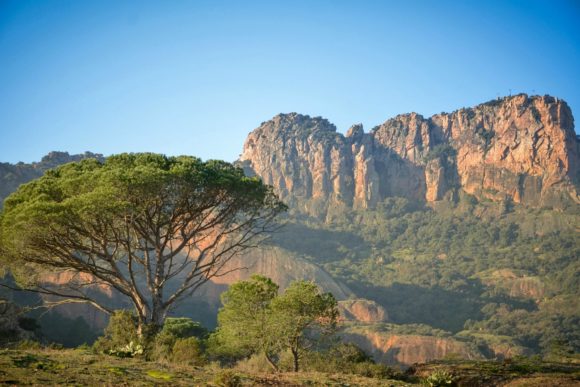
[
  {"x1": 240, "y1": 95, "x2": 579, "y2": 215},
  {"x1": 341, "y1": 330, "x2": 483, "y2": 366}
]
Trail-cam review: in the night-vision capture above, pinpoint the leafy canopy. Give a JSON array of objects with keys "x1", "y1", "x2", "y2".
[
  {"x1": 0, "y1": 153, "x2": 286, "y2": 330},
  {"x1": 211, "y1": 275, "x2": 338, "y2": 371}
]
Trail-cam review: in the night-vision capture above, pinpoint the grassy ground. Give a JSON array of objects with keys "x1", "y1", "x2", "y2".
[
  {"x1": 409, "y1": 358, "x2": 580, "y2": 386},
  {"x1": 1, "y1": 348, "x2": 579, "y2": 386},
  {"x1": 0, "y1": 348, "x2": 410, "y2": 386}
]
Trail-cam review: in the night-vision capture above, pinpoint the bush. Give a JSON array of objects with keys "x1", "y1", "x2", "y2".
[
  {"x1": 106, "y1": 341, "x2": 144, "y2": 358},
  {"x1": 15, "y1": 339, "x2": 42, "y2": 350},
  {"x1": 298, "y1": 344, "x2": 398, "y2": 379},
  {"x1": 151, "y1": 318, "x2": 207, "y2": 362},
  {"x1": 423, "y1": 369, "x2": 456, "y2": 386},
  {"x1": 162, "y1": 318, "x2": 207, "y2": 339},
  {"x1": 213, "y1": 369, "x2": 241, "y2": 387},
  {"x1": 234, "y1": 353, "x2": 275, "y2": 373},
  {"x1": 172, "y1": 337, "x2": 205, "y2": 365},
  {"x1": 92, "y1": 310, "x2": 139, "y2": 354}
]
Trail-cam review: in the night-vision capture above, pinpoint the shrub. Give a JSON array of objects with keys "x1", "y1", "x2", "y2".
[
  {"x1": 15, "y1": 339, "x2": 42, "y2": 350},
  {"x1": 107, "y1": 341, "x2": 144, "y2": 358},
  {"x1": 298, "y1": 344, "x2": 398, "y2": 379},
  {"x1": 234, "y1": 353, "x2": 274, "y2": 373},
  {"x1": 151, "y1": 318, "x2": 207, "y2": 362},
  {"x1": 172, "y1": 337, "x2": 205, "y2": 365},
  {"x1": 92, "y1": 310, "x2": 139, "y2": 354},
  {"x1": 213, "y1": 369, "x2": 241, "y2": 387},
  {"x1": 162, "y1": 318, "x2": 207, "y2": 339},
  {"x1": 423, "y1": 369, "x2": 456, "y2": 386}
]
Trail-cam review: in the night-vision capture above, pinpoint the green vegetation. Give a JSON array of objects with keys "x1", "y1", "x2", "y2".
[
  {"x1": 270, "y1": 195, "x2": 579, "y2": 357},
  {"x1": 423, "y1": 369, "x2": 455, "y2": 386},
  {"x1": 0, "y1": 347, "x2": 578, "y2": 385},
  {"x1": 0, "y1": 151, "x2": 578, "y2": 380},
  {"x1": 210, "y1": 275, "x2": 338, "y2": 371},
  {"x1": 0, "y1": 153, "x2": 285, "y2": 335}
]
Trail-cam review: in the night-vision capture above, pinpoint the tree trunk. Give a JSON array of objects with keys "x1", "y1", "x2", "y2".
[
  {"x1": 264, "y1": 353, "x2": 279, "y2": 372},
  {"x1": 291, "y1": 348, "x2": 299, "y2": 372}
]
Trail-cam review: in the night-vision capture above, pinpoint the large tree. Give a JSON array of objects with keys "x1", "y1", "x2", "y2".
[{"x1": 0, "y1": 153, "x2": 285, "y2": 334}]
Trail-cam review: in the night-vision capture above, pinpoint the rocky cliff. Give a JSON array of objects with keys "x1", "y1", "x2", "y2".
[
  {"x1": 240, "y1": 95, "x2": 579, "y2": 215},
  {"x1": 341, "y1": 326, "x2": 482, "y2": 366}
]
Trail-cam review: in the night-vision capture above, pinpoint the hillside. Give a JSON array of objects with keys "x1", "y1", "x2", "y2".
[
  {"x1": 237, "y1": 94, "x2": 580, "y2": 364},
  {"x1": 0, "y1": 95, "x2": 578, "y2": 367}
]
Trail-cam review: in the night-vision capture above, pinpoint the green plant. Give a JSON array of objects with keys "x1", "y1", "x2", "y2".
[
  {"x1": 146, "y1": 370, "x2": 173, "y2": 380},
  {"x1": 172, "y1": 337, "x2": 205, "y2": 365},
  {"x1": 213, "y1": 369, "x2": 242, "y2": 387},
  {"x1": 107, "y1": 341, "x2": 144, "y2": 358},
  {"x1": 93, "y1": 310, "x2": 139, "y2": 354},
  {"x1": 15, "y1": 339, "x2": 42, "y2": 350},
  {"x1": 151, "y1": 318, "x2": 208, "y2": 362},
  {"x1": 0, "y1": 153, "x2": 285, "y2": 333},
  {"x1": 423, "y1": 369, "x2": 456, "y2": 386}
]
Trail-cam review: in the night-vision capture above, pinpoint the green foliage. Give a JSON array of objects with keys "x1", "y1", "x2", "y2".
[
  {"x1": 106, "y1": 341, "x2": 144, "y2": 358},
  {"x1": 423, "y1": 369, "x2": 456, "y2": 386},
  {"x1": 161, "y1": 317, "x2": 208, "y2": 340},
  {"x1": 0, "y1": 153, "x2": 286, "y2": 331},
  {"x1": 213, "y1": 369, "x2": 242, "y2": 387},
  {"x1": 92, "y1": 310, "x2": 139, "y2": 354},
  {"x1": 152, "y1": 317, "x2": 208, "y2": 361},
  {"x1": 298, "y1": 344, "x2": 398, "y2": 379},
  {"x1": 211, "y1": 276, "x2": 338, "y2": 371},
  {"x1": 270, "y1": 280, "x2": 339, "y2": 371},
  {"x1": 171, "y1": 337, "x2": 206, "y2": 365},
  {"x1": 210, "y1": 275, "x2": 279, "y2": 361},
  {"x1": 15, "y1": 339, "x2": 42, "y2": 350},
  {"x1": 271, "y1": 196, "x2": 579, "y2": 356}
]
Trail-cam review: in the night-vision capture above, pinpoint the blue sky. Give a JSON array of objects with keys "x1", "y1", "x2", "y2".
[{"x1": 1, "y1": 0, "x2": 579, "y2": 163}]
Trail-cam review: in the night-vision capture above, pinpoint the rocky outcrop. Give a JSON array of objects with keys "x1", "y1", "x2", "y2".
[
  {"x1": 338, "y1": 299, "x2": 388, "y2": 323},
  {"x1": 240, "y1": 95, "x2": 579, "y2": 215},
  {"x1": 476, "y1": 269, "x2": 546, "y2": 301},
  {"x1": 341, "y1": 327, "x2": 482, "y2": 367},
  {"x1": 196, "y1": 246, "x2": 355, "y2": 305}
]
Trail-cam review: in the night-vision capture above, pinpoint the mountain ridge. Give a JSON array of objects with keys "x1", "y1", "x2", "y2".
[{"x1": 240, "y1": 94, "x2": 579, "y2": 218}]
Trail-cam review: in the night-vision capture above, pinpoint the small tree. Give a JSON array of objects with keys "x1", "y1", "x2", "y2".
[
  {"x1": 271, "y1": 281, "x2": 338, "y2": 371},
  {"x1": 211, "y1": 275, "x2": 280, "y2": 370},
  {"x1": 0, "y1": 153, "x2": 286, "y2": 336},
  {"x1": 211, "y1": 276, "x2": 338, "y2": 372}
]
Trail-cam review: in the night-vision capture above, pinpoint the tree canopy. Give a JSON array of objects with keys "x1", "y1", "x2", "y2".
[
  {"x1": 211, "y1": 275, "x2": 338, "y2": 371},
  {"x1": 0, "y1": 153, "x2": 286, "y2": 333}
]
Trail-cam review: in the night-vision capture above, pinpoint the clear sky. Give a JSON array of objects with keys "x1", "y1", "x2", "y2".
[{"x1": 1, "y1": 0, "x2": 579, "y2": 164}]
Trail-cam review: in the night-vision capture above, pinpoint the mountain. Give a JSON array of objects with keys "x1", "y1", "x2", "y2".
[
  {"x1": 0, "y1": 95, "x2": 578, "y2": 366},
  {"x1": 237, "y1": 94, "x2": 580, "y2": 365},
  {"x1": 240, "y1": 94, "x2": 579, "y2": 218}
]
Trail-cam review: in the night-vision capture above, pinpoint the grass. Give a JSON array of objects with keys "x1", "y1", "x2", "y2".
[
  {"x1": 0, "y1": 348, "x2": 578, "y2": 386},
  {"x1": 0, "y1": 348, "x2": 411, "y2": 386}
]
